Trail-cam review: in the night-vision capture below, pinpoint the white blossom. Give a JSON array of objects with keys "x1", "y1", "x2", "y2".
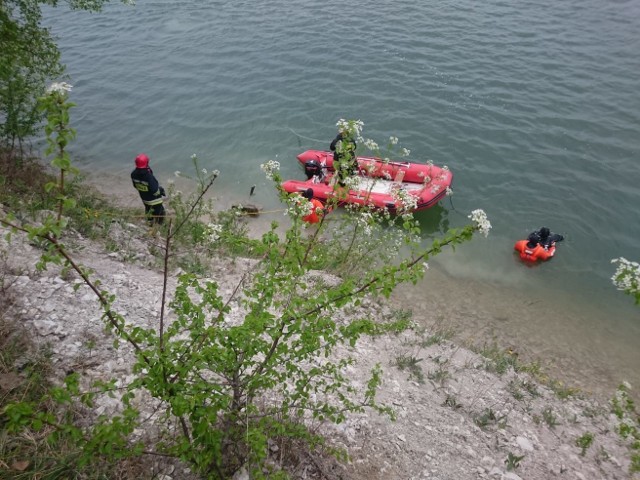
[
  {"x1": 285, "y1": 193, "x2": 313, "y2": 218},
  {"x1": 422, "y1": 262, "x2": 429, "y2": 271},
  {"x1": 206, "y1": 223, "x2": 223, "y2": 243},
  {"x1": 468, "y1": 209, "x2": 492, "y2": 237},
  {"x1": 364, "y1": 139, "x2": 378, "y2": 151},
  {"x1": 46, "y1": 82, "x2": 73, "y2": 94},
  {"x1": 342, "y1": 175, "x2": 360, "y2": 190},
  {"x1": 445, "y1": 186, "x2": 453, "y2": 196},
  {"x1": 389, "y1": 136, "x2": 399, "y2": 145},
  {"x1": 336, "y1": 118, "x2": 364, "y2": 137},
  {"x1": 174, "y1": 171, "x2": 181, "y2": 177},
  {"x1": 401, "y1": 148, "x2": 410, "y2": 157},
  {"x1": 611, "y1": 257, "x2": 640, "y2": 295},
  {"x1": 191, "y1": 154, "x2": 197, "y2": 160},
  {"x1": 260, "y1": 160, "x2": 280, "y2": 180},
  {"x1": 201, "y1": 168, "x2": 208, "y2": 175},
  {"x1": 390, "y1": 186, "x2": 418, "y2": 213}
]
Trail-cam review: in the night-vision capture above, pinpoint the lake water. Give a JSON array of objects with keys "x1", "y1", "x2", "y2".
[{"x1": 42, "y1": 0, "x2": 640, "y2": 397}]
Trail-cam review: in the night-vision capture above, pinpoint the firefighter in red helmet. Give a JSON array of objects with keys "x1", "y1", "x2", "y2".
[{"x1": 131, "y1": 153, "x2": 166, "y2": 224}]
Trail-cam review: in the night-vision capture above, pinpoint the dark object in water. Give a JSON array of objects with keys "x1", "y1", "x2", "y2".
[{"x1": 232, "y1": 203, "x2": 261, "y2": 216}]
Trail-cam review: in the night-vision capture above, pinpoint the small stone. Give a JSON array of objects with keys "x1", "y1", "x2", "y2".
[
  {"x1": 503, "y1": 473, "x2": 522, "y2": 480},
  {"x1": 515, "y1": 436, "x2": 534, "y2": 451},
  {"x1": 488, "y1": 466, "x2": 502, "y2": 477}
]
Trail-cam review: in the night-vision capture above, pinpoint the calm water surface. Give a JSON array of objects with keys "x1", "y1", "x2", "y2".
[{"x1": 43, "y1": 0, "x2": 640, "y2": 396}]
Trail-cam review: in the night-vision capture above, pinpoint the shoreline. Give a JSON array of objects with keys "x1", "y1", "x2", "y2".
[
  {"x1": 87, "y1": 167, "x2": 639, "y2": 402},
  {"x1": 2, "y1": 198, "x2": 639, "y2": 479}
]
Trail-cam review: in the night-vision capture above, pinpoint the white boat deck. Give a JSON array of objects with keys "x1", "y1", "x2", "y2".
[{"x1": 355, "y1": 177, "x2": 424, "y2": 195}]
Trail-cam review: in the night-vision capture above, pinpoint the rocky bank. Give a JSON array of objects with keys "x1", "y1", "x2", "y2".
[{"x1": 1, "y1": 213, "x2": 638, "y2": 480}]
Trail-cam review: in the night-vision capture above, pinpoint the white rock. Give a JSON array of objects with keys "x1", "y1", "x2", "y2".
[
  {"x1": 488, "y1": 466, "x2": 503, "y2": 477},
  {"x1": 503, "y1": 473, "x2": 522, "y2": 480},
  {"x1": 515, "y1": 436, "x2": 534, "y2": 451},
  {"x1": 481, "y1": 456, "x2": 495, "y2": 466}
]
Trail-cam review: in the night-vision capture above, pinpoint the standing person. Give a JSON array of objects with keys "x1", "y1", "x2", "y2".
[
  {"x1": 131, "y1": 153, "x2": 166, "y2": 225},
  {"x1": 301, "y1": 188, "x2": 325, "y2": 224},
  {"x1": 330, "y1": 126, "x2": 357, "y2": 186}
]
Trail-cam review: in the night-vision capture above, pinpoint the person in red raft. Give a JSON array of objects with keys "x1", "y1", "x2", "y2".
[{"x1": 514, "y1": 227, "x2": 564, "y2": 262}]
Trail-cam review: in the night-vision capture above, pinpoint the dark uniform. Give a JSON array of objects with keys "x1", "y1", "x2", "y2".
[
  {"x1": 131, "y1": 162, "x2": 165, "y2": 224},
  {"x1": 330, "y1": 131, "x2": 357, "y2": 186},
  {"x1": 532, "y1": 227, "x2": 564, "y2": 249}
]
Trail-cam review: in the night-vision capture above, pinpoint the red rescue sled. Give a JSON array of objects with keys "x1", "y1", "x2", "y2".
[{"x1": 281, "y1": 149, "x2": 453, "y2": 213}]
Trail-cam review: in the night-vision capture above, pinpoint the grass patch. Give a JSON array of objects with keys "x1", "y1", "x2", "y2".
[{"x1": 392, "y1": 354, "x2": 425, "y2": 384}]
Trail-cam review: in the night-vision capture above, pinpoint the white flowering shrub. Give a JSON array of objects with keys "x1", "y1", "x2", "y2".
[
  {"x1": 468, "y1": 209, "x2": 492, "y2": 237},
  {"x1": 1, "y1": 107, "x2": 493, "y2": 479},
  {"x1": 611, "y1": 257, "x2": 640, "y2": 305},
  {"x1": 260, "y1": 159, "x2": 280, "y2": 180}
]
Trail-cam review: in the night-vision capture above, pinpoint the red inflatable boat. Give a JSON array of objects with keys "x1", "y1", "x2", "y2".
[{"x1": 280, "y1": 150, "x2": 453, "y2": 213}]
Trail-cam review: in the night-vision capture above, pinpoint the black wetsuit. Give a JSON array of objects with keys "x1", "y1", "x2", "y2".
[
  {"x1": 330, "y1": 132, "x2": 357, "y2": 184},
  {"x1": 532, "y1": 230, "x2": 564, "y2": 249},
  {"x1": 131, "y1": 167, "x2": 165, "y2": 224}
]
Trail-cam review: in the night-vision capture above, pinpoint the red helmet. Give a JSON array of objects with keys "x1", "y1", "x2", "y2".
[{"x1": 135, "y1": 153, "x2": 150, "y2": 168}]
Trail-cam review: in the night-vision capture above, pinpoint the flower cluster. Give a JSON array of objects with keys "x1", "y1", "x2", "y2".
[
  {"x1": 336, "y1": 118, "x2": 364, "y2": 139},
  {"x1": 364, "y1": 139, "x2": 379, "y2": 151},
  {"x1": 355, "y1": 210, "x2": 375, "y2": 236},
  {"x1": 468, "y1": 209, "x2": 491, "y2": 237},
  {"x1": 206, "y1": 223, "x2": 223, "y2": 243},
  {"x1": 46, "y1": 82, "x2": 73, "y2": 95},
  {"x1": 341, "y1": 175, "x2": 360, "y2": 191},
  {"x1": 390, "y1": 185, "x2": 418, "y2": 213},
  {"x1": 389, "y1": 136, "x2": 399, "y2": 145},
  {"x1": 285, "y1": 194, "x2": 313, "y2": 218},
  {"x1": 611, "y1": 257, "x2": 640, "y2": 300},
  {"x1": 260, "y1": 160, "x2": 280, "y2": 180}
]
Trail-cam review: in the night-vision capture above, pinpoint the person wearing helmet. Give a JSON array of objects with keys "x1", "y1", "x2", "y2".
[
  {"x1": 533, "y1": 226, "x2": 564, "y2": 250},
  {"x1": 514, "y1": 230, "x2": 559, "y2": 262},
  {"x1": 131, "y1": 153, "x2": 166, "y2": 225},
  {"x1": 300, "y1": 188, "x2": 326, "y2": 224},
  {"x1": 329, "y1": 126, "x2": 357, "y2": 187}
]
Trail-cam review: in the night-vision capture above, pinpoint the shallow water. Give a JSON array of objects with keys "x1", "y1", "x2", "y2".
[{"x1": 42, "y1": 0, "x2": 640, "y2": 395}]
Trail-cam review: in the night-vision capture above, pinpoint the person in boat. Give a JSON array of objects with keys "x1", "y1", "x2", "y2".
[
  {"x1": 131, "y1": 153, "x2": 166, "y2": 225},
  {"x1": 330, "y1": 126, "x2": 357, "y2": 186},
  {"x1": 301, "y1": 188, "x2": 325, "y2": 224},
  {"x1": 533, "y1": 226, "x2": 564, "y2": 250},
  {"x1": 514, "y1": 233, "x2": 556, "y2": 262}
]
